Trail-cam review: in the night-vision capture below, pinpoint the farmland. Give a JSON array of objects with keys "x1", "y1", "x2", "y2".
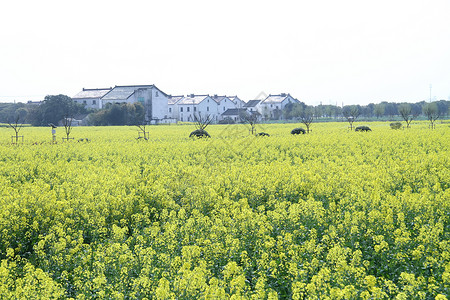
[{"x1": 0, "y1": 122, "x2": 449, "y2": 299}]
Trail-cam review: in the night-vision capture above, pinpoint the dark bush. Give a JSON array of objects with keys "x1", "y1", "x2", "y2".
[
  {"x1": 291, "y1": 128, "x2": 306, "y2": 135},
  {"x1": 256, "y1": 132, "x2": 270, "y2": 137},
  {"x1": 355, "y1": 126, "x2": 372, "y2": 132},
  {"x1": 390, "y1": 122, "x2": 402, "y2": 129},
  {"x1": 218, "y1": 118, "x2": 235, "y2": 124},
  {"x1": 189, "y1": 129, "x2": 211, "y2": 138}
]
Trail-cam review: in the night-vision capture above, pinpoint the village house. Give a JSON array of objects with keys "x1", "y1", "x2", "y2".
[
  {"x1": 73, "y1": 88, "x2": 112, "y2": 109},
  {"x1": 227, "y1": 96, "x2": 246, "y2": 108},
  {"x1": 176, "y1": 94, "x2": 219, "y2": 122},
  {"x1": 221, "y1": 108, "x2": 262, "y2": 123},
  {"x1": 73, "y1": 85, "x2": 169, "y2": 123},
  {"x1": 259, "y1": 93, "x2": 300, "y2": 119},
  {"x1": 167, "y1": 95, "x2": 183, "y2": 119},
  {"x1": 211, "y1": 95, "x2": 236, "y2": 119},
  {"x1": 243, "y1": 100, "x2": 261, "y2": 114}
]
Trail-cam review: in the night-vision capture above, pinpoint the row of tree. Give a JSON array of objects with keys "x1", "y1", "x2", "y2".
[
  {"x1": 0, "y1": 95, "x2": 146, "y2": 126},
  {"x1": 0, "y1": 95, "x2": 448, "y2": 126},
  {"x1": 280, "y1": 99, "x2": 448, "y2": 121}
]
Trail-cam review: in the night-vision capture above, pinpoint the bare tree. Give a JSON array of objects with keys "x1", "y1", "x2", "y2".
[
  {"x1": 300, "y1": 107, "x2": 314, "y2": 133},
  {"x1": 8, "y1": 115, "x2": 24, "y2": 144},
  {"x1": 190, "y1": 112, "x2": 212, "y2": 138},
  {"x1": 343, "y1": 106, "x2": 360, "y2": 131},
  {"x1": 239, "y1": 110, "x2": 259, "y2": 135},
  {"x1": 398, "y1": 103, "x2": 418, "y2": 128},
  {"x1": 423, "y1": 102, "x2": 440, "y2": 129},
  {"x1": 62, "y1": 114, "x2": 74, "y2": 141},
  {"x1": 136, "y1": 121, "x2": 149, "y2": 140}
]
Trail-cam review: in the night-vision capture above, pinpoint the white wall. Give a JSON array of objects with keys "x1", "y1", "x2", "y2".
[
  {"x1": 74, "y1": 98, "x2": 102, "y2": 109},
  {"x1": 151, "y1": 88, "x2": 168, "y2": 120}
]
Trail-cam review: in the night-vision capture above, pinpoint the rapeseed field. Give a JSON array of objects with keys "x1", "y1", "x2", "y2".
[{"x1": 0, "y1": 122, "x2": 448, "y2": 299}]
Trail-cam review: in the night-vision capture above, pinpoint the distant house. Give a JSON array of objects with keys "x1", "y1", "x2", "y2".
[
  {"x1": 167, "y1": 95, "x2": 183, "y2": 119},
  {"x1": 74, "y1": 85, "x2": 170, "y2": 123},
  {"x1": 73, "y1": 88, "x2": 112, "y2": 109},
  {"x1": 27, "y1": 100, "x2": 43, "y2": 106},
  {"x1": 221, "y1": 108, "x2": 247, "y2": 122},
  {"x1": 212, "y1": 95, "x2": 236, "y2": 118},
  {"x1": 176, "y1": 94, "x2": 218, "y2": 122},
  {"x1": 259, "y1": 93, "x2": 300, "y2": 119},
  {"x1": 243, "y1": 100, "x2": 261, "y2": 113},
  {"x1": 228, "y1": 96, "x2": 246, "y2": 108},
  {"x1": 221, "y1": 108, "x2": 262, "y2": 123}
]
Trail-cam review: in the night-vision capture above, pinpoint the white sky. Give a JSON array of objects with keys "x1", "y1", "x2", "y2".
[{"x1": 1, "y1": 0, "x2": 449, "y2": 105}]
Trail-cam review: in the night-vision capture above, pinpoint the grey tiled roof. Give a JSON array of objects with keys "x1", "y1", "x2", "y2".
[
  {"x1": 73, "y1": 88, "x2": 112, "y2": 99},
  {"x1": 177, "y1": 95, "x2": 211, "y2": 105},
  {"x1": 168, "y1": 96, "x2": 183, "y2": 105},
  {"x1": 211, "y1": 95, "x2": 229, "y2": 103},
  {"x1": 102, "y1": 85, "x2": 155, "y2": 101},
  {"x1": 263, "y1": 94, "x2": 289, "y2": 104},
  {"x1": 262, "y1": 94, "x2": 300, "y2": 104},
  {"x1": 222, "y1": 108, "x2": 247, "y2": 116},
  {"x1": 244, "y1": 100, "x2": 261, "y2": 107}
]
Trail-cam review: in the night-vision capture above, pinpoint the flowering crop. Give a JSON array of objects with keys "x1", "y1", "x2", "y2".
[{"x1": 0, "y1": 122, "x2": 449, "y2": 299}]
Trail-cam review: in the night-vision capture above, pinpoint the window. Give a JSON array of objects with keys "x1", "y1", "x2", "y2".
[
  {"x1": 156, "y1": 91, "x2": 159, "y2": 97},
  {"x1": 169, "y1": 107, "x2": 172, "y2": 113},
  {"x1": 93, "y1": 100, "x2": 96, "y2": 105},
  {"x1": 270, "y1": 104, "x2": 273, "y2": 108},
  {"x1": 207, "y1": 107, "x2": 209, "y2": 112},
  {"x1": 83, "y1": 100, "x2": 87, "y2": 105},
  {"x1": 187, "y1": 107, "x2": 190, "y2": 112},
  {"x1": 180, "y1": 107, "x2": 183, "y2": 112},
  {"x1": 223, "y1": 107, "x2": 225, "y2": 111},
  {"x1": 194, "y1": 107, "x2": 197, "y2": 112}
]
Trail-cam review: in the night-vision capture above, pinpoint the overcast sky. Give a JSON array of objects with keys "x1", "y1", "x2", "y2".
[{"x1": 1, "y1": 0, "x2": 449, "y2": 105}]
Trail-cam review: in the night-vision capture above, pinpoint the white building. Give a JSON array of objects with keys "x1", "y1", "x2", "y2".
[
  {"x1": 176, "y1": 94, "x2": 219, "y2": 122},
  {"x1": 74, "y1": 85, "x2": 169, "y2": 123},
  {"x1": 211, "y1": 95, "x2": 237, "y2": 120},
  {"x1": 168, "y1": 95, "x2": 183, "y2": 119},
  {"x1": 243, "y1": 100, "x2": 261, "y2": 113},
  {"x1": 73, "y1": 88, "x2": 112, "y2": 109},
  {"x1": 259, "y1": 93, "x2": 300, "y2": 119},
  {"x1": 228, "y1": 96, "x2": 246, "y2": 108}
]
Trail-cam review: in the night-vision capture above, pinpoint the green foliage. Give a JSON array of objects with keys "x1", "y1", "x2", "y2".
[
  {"x1": 88, "y1": 102, "x2": 145, "y2": 126},
  {"x1": 390, "y1": 122, "x2": 403, "y2": 130},
  {"x1": 189, "y1": 129, "x2": 211, "y2": 138},
  {"x1": 291, "y1": 127, "x2": 306, "y2": 134},
  {"x1": 27, "y1": 95, "x2": 86, "y2": 126},
  {"x1": 355, "y1": 126, "x2": 371, "y2": 132}
]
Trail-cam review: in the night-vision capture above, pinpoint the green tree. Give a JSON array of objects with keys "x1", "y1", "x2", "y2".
[
  {"x1": 28, "y1": 95, "x2": 84, "y2": 126},
  {"x1": 423, "y1": 102, "x2": 440, "y2": 129},
  {"x1": 300, "y1": 107, "x2": 314, "y2": 133},
  {"x1": 342, "y1": 105, "x2": 360, "y2": 130},
  {"x1": 398, "y1": 103, "x2": 418, "y2": 128},
  {"x1": 374, "y1": 104, "x2": 385, "y2": 119}
]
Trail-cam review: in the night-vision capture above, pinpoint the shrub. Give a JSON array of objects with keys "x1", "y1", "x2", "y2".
[
  {"x1": 256, "y1": 132, "x2": 270, "y2": 137},
  {"x1": 218, "y1": 118, "x2": 235, "y2": 125},
  {"x1": 355, "y1": 126, "x2": 371, "y2": 132},
  {"x1": 291, "y1": 128, "x2": 306, "y2": 135},
  {"x1": 189, "y1": 129, "x2": 211, "y2": 138},
  {"x1": 390, "y1": 122, "x2": 402, "y2": 130}
]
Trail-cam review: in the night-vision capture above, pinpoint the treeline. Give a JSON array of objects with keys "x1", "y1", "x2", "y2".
[
  {"x1": 280, "y1": 100, "x2": 449, "y2": 121},
  {"x1": 0, "y1": 95, "x2": 145, "y2": 126},
  {"x1": 0, "y1": 95, "x2": 448, "y2": 126}
]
